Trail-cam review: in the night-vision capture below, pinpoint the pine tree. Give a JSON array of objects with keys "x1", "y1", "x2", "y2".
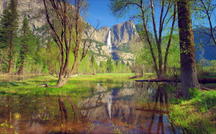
[
  {"x1": 106, "y1": 58, "x2": 113, "y2": 73},
  {"x1": 17, "y1": 17, "x2": 32, "y2": 75},
  {"x1": 90, "y1": 55, "x2": 96, "y2": 74},
  {"x1": 0, "y1": 0, "x2": 19, "y2": 73}
]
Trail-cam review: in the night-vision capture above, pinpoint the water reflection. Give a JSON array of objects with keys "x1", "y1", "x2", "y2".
[{"x1": 0, "y1": 81, "x2": 182, "y2": 134}]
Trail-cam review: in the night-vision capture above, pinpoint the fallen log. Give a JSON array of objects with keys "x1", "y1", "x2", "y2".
[
  {"x1": 135, "y1": 107, "x2": 169, "y2": 114},
  {"x1": 129, "y1": 75, "x2": 143, "y2": 79},
  {"x1": 136, "y1": 78, "x2": 216, "y2": 84},
  {"x1": 136, "y1": 79, "x2": 180, "y2": 83}
]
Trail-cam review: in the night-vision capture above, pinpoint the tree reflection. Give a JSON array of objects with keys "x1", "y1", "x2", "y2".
[{"x1": 147, "y1": 84, "x2": 176, "y2": 134}]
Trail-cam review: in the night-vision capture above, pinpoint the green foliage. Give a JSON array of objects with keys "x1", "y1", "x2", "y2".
[
  {"x1": 106, "y1": 58, "x2": 114, "y2": 73},
  {"x1": 77, "y1": 51, "x2": 131, "y2": 74},
  {"x1": 131, "y1": 33, "x2": 180, "y2": 76},
  {"x1": 79, "y1": 53, "x2": 98, "y2": 74},
  {"x1": 16, "y1": 17, "x2": 39, "y2": 73},
  {"x1": 189, "y1": 88, "x2": 200, "y2": 98},
  {"x1": 36, "y1": 41, "x2": 60, "y2": 74},
  {"x1": 163, "y1": 34, "x2": 180, "y2": 68},
  {"x1": 191, "y1": 91, "x2": 216, "y2": 111}
]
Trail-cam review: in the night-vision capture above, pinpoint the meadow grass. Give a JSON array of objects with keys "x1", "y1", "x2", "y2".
[
  {"x1": 0, "y1": 73, "x2": 134, "y2": 97},
  {"x1": 170, "y1": 90, "x2": 216, "y2": 134}
]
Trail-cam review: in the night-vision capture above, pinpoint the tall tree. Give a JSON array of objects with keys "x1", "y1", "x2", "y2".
[
  {"x1": 0, "y1": 0, "x2": 18, "y2": 73},
  {"x1": 0, "y1": 0, "x2": 19, "y2": 73},
  {"x1": 106, "y1": 58, "x2": 113, "y2": 73},
  {"x1": 110, "y1": 0, "x2": 177, "y2": 78},
  {"x1": 17, "y1": 17, "x2": 35, "y2": 75},
  {"x1": 43, "y1": 0, "x2": 87, "y2": 87},
  {"x1": 177, "y1": 0, "x2": 199, "y2": 98}
]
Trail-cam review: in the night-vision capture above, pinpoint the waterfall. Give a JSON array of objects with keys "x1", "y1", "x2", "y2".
[{"x1": 107, "y1": 30, "x2": 112, "y2": 53}]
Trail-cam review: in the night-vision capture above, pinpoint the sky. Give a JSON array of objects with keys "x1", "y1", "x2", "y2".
[
  {"x1": 84, "y1": 0, "x2": 216, "y2": 29},
  {"x1": 84, "y1": 0, "x2": 131, "y2": 28}
]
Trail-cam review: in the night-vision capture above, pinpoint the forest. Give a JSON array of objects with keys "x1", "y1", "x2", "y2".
[{"x1": 0, "y1": 0, "x2": 216, "y2": 134}]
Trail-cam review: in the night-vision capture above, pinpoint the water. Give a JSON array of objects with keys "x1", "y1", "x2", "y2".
[
  {"x1": 0, "y1": 81, "x2": 182, "y2": 134},
  {"x1": 107, "y1": 30, "x2": 112, "y2": 54}
]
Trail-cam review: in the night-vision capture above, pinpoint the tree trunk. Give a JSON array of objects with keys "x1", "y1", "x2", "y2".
[
  {"x1": 70, "y1": 57, "x2": 79, "y2": 75},
  {"x1": 56, "y1": 75, "x2": 68, "y2": 88},
  {"x1": 17, "y1": 52, "x2": 25, "y2": 75},
  {"x1": 7, "y1": 39, "x2": 13, "y2": 73},
  {"x1": 177, "y1": 0, "x2": 199, "y2": 98},
  {"x1": 56, "y1": 56, "x2": 78, "y2": 87},
  {"x1": 8, "y1": 58, "x2": 13, "y2": 73},
  {"x1": 7, "y1": 52, "x2": 13, "y2": 73},
  {"x1": 17, "y1": 60, "x2": 24, "y2": 75}
]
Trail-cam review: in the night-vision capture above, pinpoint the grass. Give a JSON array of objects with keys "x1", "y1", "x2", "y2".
[
  {"x1": 0, "y1": 73, "x2": 134, "y2": 97},
  {"x1": 133, "y1": 73, "x2": 155, "y2": 80},
  {"x1": 170, "y1": 90, "x2": 216, "y2": 134}
]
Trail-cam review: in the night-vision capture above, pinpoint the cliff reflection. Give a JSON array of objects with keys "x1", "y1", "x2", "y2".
[{"x1": 80, "y1": 83, "x2": 178, "y2": 134}]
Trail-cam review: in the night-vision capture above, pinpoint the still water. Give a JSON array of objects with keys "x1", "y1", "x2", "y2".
[{"x1": 0, "y1": 81, "x2": 182, "y2": 134}]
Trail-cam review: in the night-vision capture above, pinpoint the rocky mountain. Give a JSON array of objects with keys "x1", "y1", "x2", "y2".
[
  {"x1": 90, "y1": 21, "x2": 139, "y2": 62},
  {"x1": 93, "y1": 21, "x2": 139, "y2": 46},
  {"x1": 0, "y1": 0, "x2": 138, "y2": 63},
  {"x1": 194, "y1": 27, "x2": 216, "y2": 61}
]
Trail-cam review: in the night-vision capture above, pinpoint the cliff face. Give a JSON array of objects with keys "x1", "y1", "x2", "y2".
[
  {"x1": 17, "y1": 0, "x2": 45, "y2": 29},
  {"x1": 92, "y1": 21, "x2": 139, "y2": 47},
  {"x1": 0, "y1": 0, "x2": 138, "y2": 63},
  {"x1": 0, "y1": 0, "x2": 6, "y2": 14},
  {"x1": 112, "y1": 21, "x2": 139, "y2": 45},
  {"x1": 91, "y1": 21, "x2": 139, "y2": 62},
  {"x1": 0, "y1": 0, "x2": 45, "y2": 29}
]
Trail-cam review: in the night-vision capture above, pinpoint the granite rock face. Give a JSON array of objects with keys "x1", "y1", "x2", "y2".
[
  {"x1": 90, "y1": 21, "x2": 139, "y2": 62},
  {"x1": 112, "y1": 21, "x2": 139, "y2": 45},
  {"x1": 17, "y1": 0, "x2": 45, "y2": 29},
  {"x1": 0, "y1": 0, "x2": 45, "y2": 29},
  {"x1": 92, "y1": 21, "x2": 139, "y2": 47}
]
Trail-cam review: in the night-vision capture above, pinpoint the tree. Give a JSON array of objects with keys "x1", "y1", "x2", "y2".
[
  {"x1": 110, "y1": 0, "x2": 177, "y2": 78},
  {"x1": 0, "y1": 0, "x2": 19, "y2": 73},
  {"x1": 106, "y1": 58, "x2": 113, "y2": 73},
  {"x1": 193, "y1": 0, "x2": 216, "y2": 45},
  {"x1": 177, "y1": 0, "x2": 199, "y2": 98},
  {"x1": 43, "y1": 0, "x2": 87, "y2": 87},
  {"x1": 99, "y1": 61, "x2": 107, "y2": 73},
  {"x1": 90, "y1": 55, "x2": 97, "y2": 74},
  {"x1": 17, "y1": 17, "x2": 36, "y2": 75}
]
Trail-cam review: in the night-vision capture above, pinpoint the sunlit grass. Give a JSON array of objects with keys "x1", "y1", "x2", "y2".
[
  {"x1": 0, "y1": 73, "x2": 134, "y2": 97},
  {"x1": 170, "y1": 90, "x2": 216, "y2": 134}
]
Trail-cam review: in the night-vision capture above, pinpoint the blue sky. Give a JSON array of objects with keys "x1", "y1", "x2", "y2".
[
  {"x1": 84, "y1": 0, "x2": 216, "y2": 29},
  {"x1": 85, "y1": 0, "x2": 131, "y2": 28}
]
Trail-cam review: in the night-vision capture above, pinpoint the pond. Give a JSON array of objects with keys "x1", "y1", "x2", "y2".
[{"x1": 0, "y1": 80, "x2": 183, "y2": 134}]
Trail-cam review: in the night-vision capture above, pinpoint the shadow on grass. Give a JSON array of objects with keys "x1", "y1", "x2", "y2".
[{"x1": 0, "y1": 82, "x2": 30, "y2": 87}]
